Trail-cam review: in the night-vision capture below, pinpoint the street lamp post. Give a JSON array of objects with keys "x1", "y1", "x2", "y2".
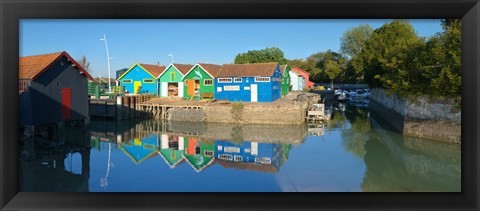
[{"x1": 100, "y1": 34, "x2": 112, "y2": 93}]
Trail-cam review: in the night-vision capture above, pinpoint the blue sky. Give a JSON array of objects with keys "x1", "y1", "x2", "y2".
[{"x1": 20, "y1": 19, "x2": 443, "y2": 78}]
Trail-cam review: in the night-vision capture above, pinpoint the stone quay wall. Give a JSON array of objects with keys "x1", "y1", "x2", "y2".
[
  {"x1": 369, "y1": 89, "x2": 461, "y2": 143},
  {"x1": 203, "y1": 103, "x2": 308, "y2": 125}
]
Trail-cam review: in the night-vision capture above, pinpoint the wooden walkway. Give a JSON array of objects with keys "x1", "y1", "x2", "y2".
[{"x1": 137, "y1": 98, "x2": 207, "y2": 120}]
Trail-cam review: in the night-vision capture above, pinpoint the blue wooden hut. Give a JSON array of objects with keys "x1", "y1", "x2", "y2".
[
  {"x1": 118, "y1": 133, "x2": 159, "y2": 165},
  {"x1": 214, "y1": 63, "x2": 282, "y2": 102},
  {"x1": 117, "y1": 63, "x2": 165, "y2": 95},
  {"x1": 214, "y1": 140, "x2": 283, "y2": 170},
  {"x1": 19, "y1": 51, "x2": 94, "y2": 126}
]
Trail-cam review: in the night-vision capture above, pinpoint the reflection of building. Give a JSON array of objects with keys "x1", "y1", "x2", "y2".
[
  {"x1": 118, "y1": 133, "x2": 159, "y2": 164},
  {"x1": 214, "y1": 140, "x2": 285, "y2": 172},
  {"x1": 183, "y1": 137, "x2": 215, "y2": 172},
  {"x1": 158, "y1": 134, "x2": 185, "y2": 168}
]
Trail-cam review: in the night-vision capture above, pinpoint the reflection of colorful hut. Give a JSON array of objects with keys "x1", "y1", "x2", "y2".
[
  {"x1": 214, "y1": 140, "x2": 284, "y2": 170},
  {"x1": 158, "y1": 134, "x2": 185, "y2": 168},
  {"x1": 183, "y1": 137, "x2": 215, "y2": 172},
  {"x1": 119, "y1": 134, "x2": 159, "y2": 164}
]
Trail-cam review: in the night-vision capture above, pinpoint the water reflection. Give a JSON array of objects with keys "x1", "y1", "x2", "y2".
[{"x1": 19, "y1": 106, "x2": 461, "y2": 192}]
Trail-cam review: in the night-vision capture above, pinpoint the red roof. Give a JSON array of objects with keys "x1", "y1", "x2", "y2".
[
  {"x1": 291, "y1": 67, "x2": 310, "y2": 76},
  {"x1": 171, "y1": 63, "x2": 194, "y2": 75},
  {"x1": 216, "y1": 63, "x2": 278, "y2": 77},
  {"x1": 197, "y1": 63, "x2": 222, "y2": 77},
  {"x1": 138, "y1": 63, "x2": 166, "y2": 78},
  {"x1": 19, "y1": 51, "x2": 93, "y2": 80}
]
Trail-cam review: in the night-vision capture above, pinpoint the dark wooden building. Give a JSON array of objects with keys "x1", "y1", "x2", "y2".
[{"x1": 19, "y1": 51, "x2": 94, "y2": 126}]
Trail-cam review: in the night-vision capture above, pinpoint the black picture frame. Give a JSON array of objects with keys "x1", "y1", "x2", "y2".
[{"x1": 1, "y1": 0, "x2": 479, "y2": 210}]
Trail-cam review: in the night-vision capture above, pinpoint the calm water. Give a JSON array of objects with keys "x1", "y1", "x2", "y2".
[{"x1": 19, "y1": 105, "x2": 461, "y2": 192}]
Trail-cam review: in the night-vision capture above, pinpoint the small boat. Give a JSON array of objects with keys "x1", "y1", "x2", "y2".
[{"x1": 335, "y1": 91, "x2": 348, "y2": 102}]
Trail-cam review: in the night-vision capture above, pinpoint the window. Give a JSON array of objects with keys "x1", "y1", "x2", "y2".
[
  {"x1": 143, "y1": 144, "x2": 155, "y2": 149},
  {"x1": 19, "y1": 80, "x2": 29, "y2": 93},
  {"x1": 170, "y1": 72, "x2": 176, "y2": 80},
  {"x1": 204, "y1": 150, "x2": 214, "y2": 157},
  {"x1": 254, "y1": 77, "x2": 270, "y2": 82},
  {"x1": 234, "y1": 78, "x2": 242, "y2": 83},
  {"x1": 122, "y1": 79, "x2": 132, "y2": 83},
  {"x1": 143, "y1": 79, "x2": 155, "y2": 83},
  {"x1": 234, "y1": 155, "x2": 243, "y2": 162},
  {"x1": 255, "y1": 157, "x2": 272, "y2": 165},
  {"x1": 218, "y1": 154, "x2": 233, "y2": 161},
  {"x1": 204, "y1": 79, "x2": 213, "y2": 86},
  {"x1": 218, "y1": 78, "x2": 232, "y2": 83}
]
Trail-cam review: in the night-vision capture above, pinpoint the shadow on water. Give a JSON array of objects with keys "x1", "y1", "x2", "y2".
[
  {"x1": 19, "y1": 126, "x2": 91, "y2": 192},
  {"x1": 362, "y1": 111, "x2": 461, "y2": 192}
]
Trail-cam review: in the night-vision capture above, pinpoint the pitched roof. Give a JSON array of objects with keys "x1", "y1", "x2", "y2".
[
  {"x1": 197, "y1": 63, "x2": 222, "y2": 77},
  {"x1": 216, "y1": 63, "x2": 279, "y2": 77},
  {"x1": 138, "y1": 63, "x2": 166, "y2": 78},
  {"x1": 19, "y1": 51, "x2": 93, "y2": 80},
  {"x1": 280, "y1": 65, "x2": 288, "y2": 74},
  {"x1": 171, "y1": 63, "x2": 194, "y2": 75},
  {"x1": 291, "y1": 67, "x2": 310, "y2": 76}
]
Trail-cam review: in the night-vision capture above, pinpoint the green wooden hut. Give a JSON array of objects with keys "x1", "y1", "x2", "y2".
[
  {"x1": 158, "y1": 63, "x2": 193, "y2": 98},
  {"x1": 158, "y1": 134, "x2": 185, "y2": 168},
  {"x1": 280, "y1": 65, "x2": 291, "y2": 96},
  {"x1": 183, "y1": 137, "x2": 215, "y2": 172},
  {"x1": 182, "y1": 63, "x2": 221, "y2": 100}
]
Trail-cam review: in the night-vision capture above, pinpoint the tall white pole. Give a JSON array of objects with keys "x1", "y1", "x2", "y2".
[{"x1": 101, "y1": 34, "x2": 112, "y2": 93}]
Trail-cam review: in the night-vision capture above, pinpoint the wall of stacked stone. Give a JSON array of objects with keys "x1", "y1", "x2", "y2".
[
  {"x1": 203, "y1": 103, "x2": 307, "y2": 125},
  {"x1": 369, "y1": 89, "x2": 461, "y2": 143}
]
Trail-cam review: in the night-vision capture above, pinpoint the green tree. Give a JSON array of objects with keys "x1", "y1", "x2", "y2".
[
  {"x1": 418, "y1": 19, "x2": 461, "y2": 97},
  {"x1": 361, "y1": 20, "x2": 425, "y2": 96},
  {"x1": 340, "y1": 24, "x2": 374, "y2": 58},
  {"x1": 234, "y1": 47, "x2": 288, "y2": 64}
]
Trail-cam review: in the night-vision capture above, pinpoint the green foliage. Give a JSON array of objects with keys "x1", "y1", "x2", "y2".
[
  {"x1": 234, "y1": 47, "x2": 288, "y2": 64},
  {"x1": 417, "y1": 19, "x2": 461, "y2": 97},
  {"x1": 361, "y1": 20, "x2": 426, "y2": 96},
  {"x1": 340, "y1": 24, "x2": 374, "y2": 58},
  {"x1": 355, "y1": 19, "x2": 461, "y2": 98}
]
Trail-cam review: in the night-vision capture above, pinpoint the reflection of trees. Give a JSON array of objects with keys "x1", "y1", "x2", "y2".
[
  {"x1": 340, "y1": 108, "x2": 371, "y2": 158},
  {"x1": 361, "y1": 115, "x2": 461, "y2": 192}
]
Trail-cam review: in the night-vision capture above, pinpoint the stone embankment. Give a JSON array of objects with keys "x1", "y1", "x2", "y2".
[
  {"x1": 152, "y1": 92, "x2": 320, "y2": 125},
  {"x1": 369, "y1": 89, "x2": 461, "y2": 143}
]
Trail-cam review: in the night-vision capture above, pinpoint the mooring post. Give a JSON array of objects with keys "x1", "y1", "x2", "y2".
[{"x1": 116, "y1": 96, "x2": 122, "y2": 121}]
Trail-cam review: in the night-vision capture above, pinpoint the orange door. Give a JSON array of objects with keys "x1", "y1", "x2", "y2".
[{"x1": 187, "y1": 80, "x2": 195, "y2": 96}]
